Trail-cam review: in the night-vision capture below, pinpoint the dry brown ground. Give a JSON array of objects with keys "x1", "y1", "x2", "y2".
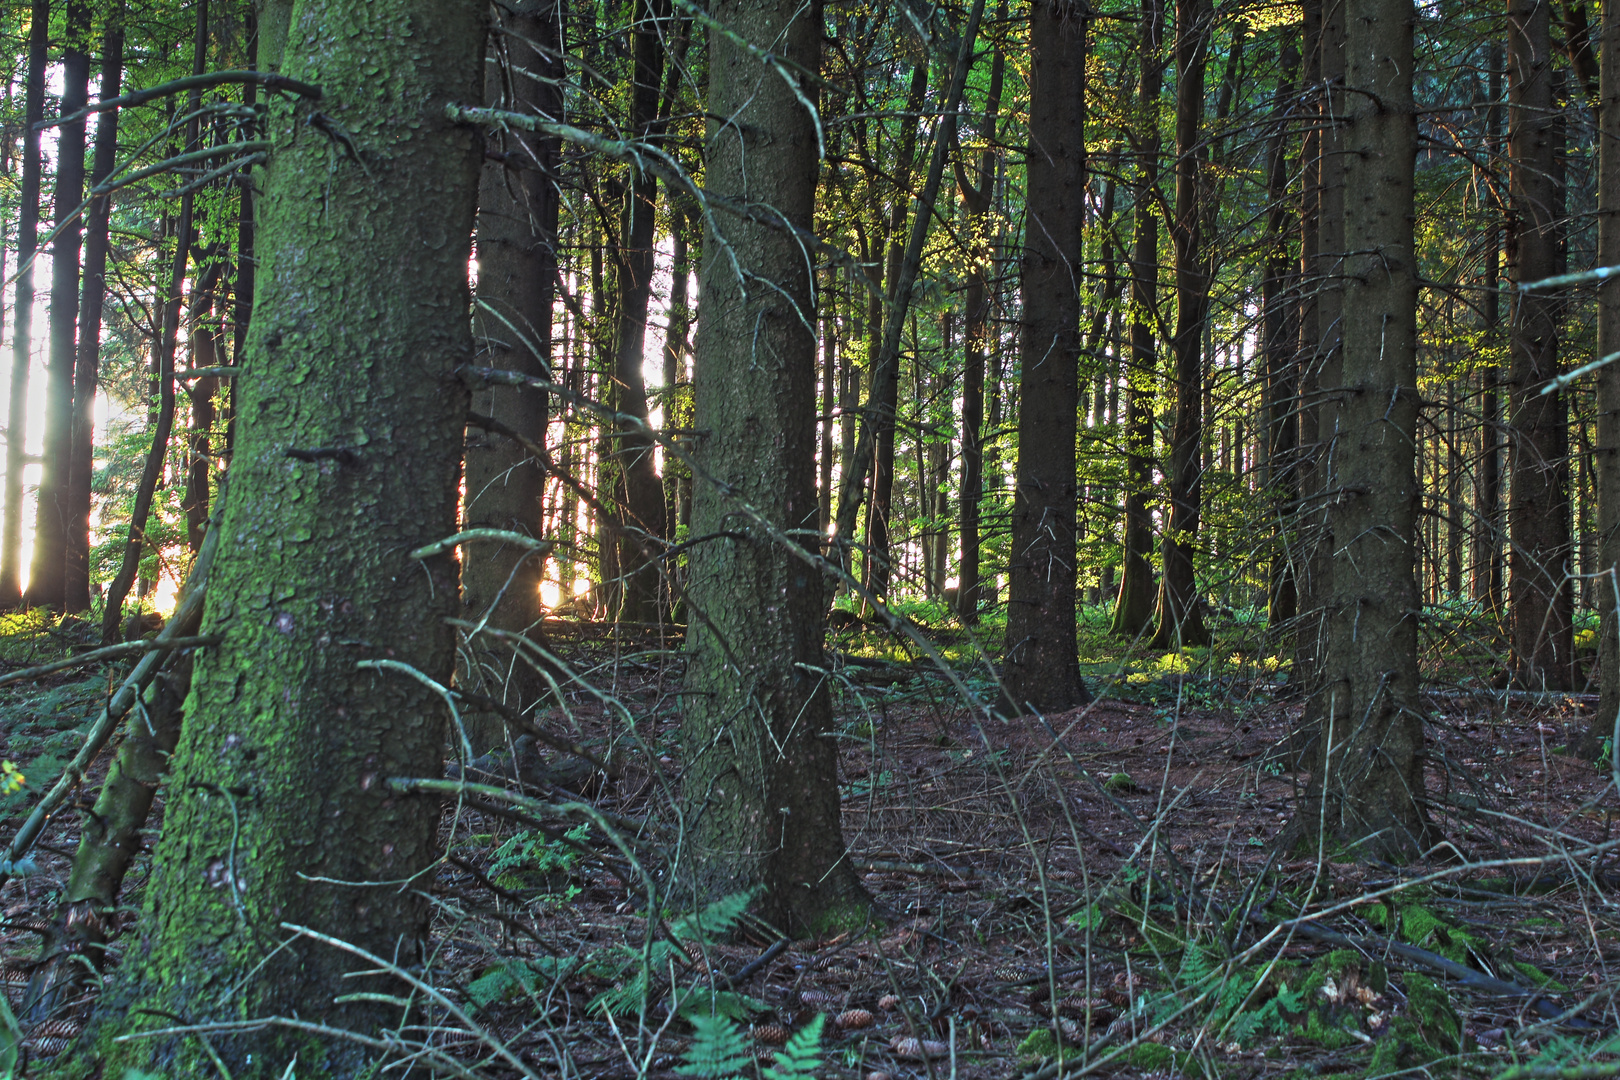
[{"x1": 1, "y1": 622, "x2": 1618, "y2": 1078}]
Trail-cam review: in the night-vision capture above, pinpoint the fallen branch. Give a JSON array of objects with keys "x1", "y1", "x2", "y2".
[
  {"x1": 0, "y1": 636, "x2": 219, "y2": 689},
  {"x1": 0, "y1": 501, "x2": 223, "y2": 887}
]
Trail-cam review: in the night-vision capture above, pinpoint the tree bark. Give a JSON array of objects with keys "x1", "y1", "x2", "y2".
[
  {"x1": 100, "y1": 1, "x2": 209, "y2": 644},
  {"x1": 1583, "y1": 0, "x2": 1620, "y2": 759},
  {"x1": 955, "y1": 10, "x2": 1003, "y2": 625},
  {"x1": 0, "y1": 0, "x2": 48, "y2": 609},
  {"x1": 1149, "y1": 0, "x2": 1212, "y2": 649},
  {"x1": 1002, "y1": 0, "x2": 1091, "y2": 714},
  {"x1": 65, "y1": 13, "x2": 124, "y2": 612},
  {"x1": 1300, "y1": 0, "x2": 1430, "y2": 857},
  {"x1": 1507, "y1": 0, "x2": 1574, "y2": 690},
  {"x1": 461, "y1": 0, "x2": 563, "y2": 745},
  {"x1": 27, "y1": 0, "x2": 92, "y2": 611},
  {"x1": 1263, "y1": 40, "x2": 1300, "y2": 627},
  {"x1": 609, "y1": 0, "x2": 674, "y2": 621},
  {"x1": 1112, "y1": 0, "x2": 1163, "y2": 639},
  {"x1": 679, "y1": 0, "x2": 867, "y2": 934},
  {"x1": 97, "y1": 1, "x2": 483, "y2": 1072}
]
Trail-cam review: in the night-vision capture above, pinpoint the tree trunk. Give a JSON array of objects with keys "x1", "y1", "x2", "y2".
[
  {"x1": 65, "y1": 14, "x2": 124, "y2": 612},
  {"x1": 1507, "y1": 0, "x2": 1574, "y2": 690},
  {"x1": 1300, "y1": 0, "x2": 1430, "y2": 857},
  {"x1": 1112, "y1": 0, "x2": 1163, "y2": 639},
  {"x1": 1002, "y1": 0, "x2": 1091, "y2": 714},
  {"x1": 1263, "y1": 40, "x2": 1300, "y2": 627},
  {"x1": 1583, "y1": 0, "x2": 1620, "y2": 759},
  {"x1": 0, "y1": 0, "x2": 48, "y2": 609},
  {"x1": 97, "y1": 2, "x2": 483, "y2": 1073},
  {"x1": 954, "y1": 19, "x2": 1003, "y2": 624},
  {"x1": 1475, "y1": 50, "x2": 1505, "y2": 616},
  {"x1": 1150, "y1": 0, "x2": 1211, "y2": 649},
  {"x1": 461, "y1": 0, "x2": 563, "y2": 745},
  {"x1": 679, "y1": 0, "x2": 867, "y2": 935},
  {"x1": 27, "y1": 0, "x2": 92, "y2": 611},
  {"x1": 100, "y1": 2, "x2": 209, "y2": 644},
  {"x1": 610, "y1": 0, "x2": 679, "y2": 622}
]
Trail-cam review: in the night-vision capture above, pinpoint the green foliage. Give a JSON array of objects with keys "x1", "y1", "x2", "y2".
[
  {"x1": 0, "y1": 988, "x2": 20, "y2": 1079},
  {"x1": 674, "y1": 1012, "x2": 753, "y2": 1080},
  {"x1": 672, "y1": 887, "x2": 759, "y2": 943},
  {"x1": 589, "y1": 889, "x2": 759, "y2": 1017},
  {"x1": 466, "y1": 956, "x2": 579, "y2": 1011},
  {"x1": 488, "y1": 824, "x2": 586, "y2": 904},
  {"x1": 762, "y1": 1013, "x2": 825, "y2": 1080},
  {"x1": 1017, "y1": 1026, "x2": 1062, "y2": 1061}
]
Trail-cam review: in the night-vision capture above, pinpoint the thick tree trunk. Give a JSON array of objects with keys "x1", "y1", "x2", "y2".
[
  {"x1": 1002, "y1": 0, "x2": 1091, "y2": 713},
  {"x1": 1112, "y1": 0, "x2": 1163, "y2": 639},
  {"x1": 95, "y1": 4, "x2": 482, "y2": 1074},
  {"x1": 27, "y1": 0, "x2": 92, "y2": 610},
  {"x1": 680, "y1": 0, "x2": 867, "y2": 935},
  {"x1": 1150, "y1": 0, "x2": 1212, "y2": 649},
  {"x1": 1583, "y1": 0, "x2": 1620, "y2": 759},
  {"x1": 462, "y1": 0, "x2": 563, "y2": 746},
  {"x1": 65, "y1": 16, "x2": 124, "y2": 612},
  {"x1": 1300, "y1": 0, "x2": 1430, "y2": 857},
  {"x1": 0, "y1": 0, "x2": 48, "y2": 609},
  {"x1": 1507, "y1": 0, "x2": 1574, "y2": 689}
]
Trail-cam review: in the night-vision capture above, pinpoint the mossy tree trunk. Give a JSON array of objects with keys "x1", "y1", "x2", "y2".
[
  {"x1": 1002, "y1": 0, "x2": 1091, "y2": 713},
  {"x1": 1301, "y1": 0, "x2": 1431, "y2": 858},
  {"x1": 679, "y1": 0, "x2": 867, "y2": 935},
  {"x1": 96, "y1": 2, "x2": 482, "y2": 1074}
]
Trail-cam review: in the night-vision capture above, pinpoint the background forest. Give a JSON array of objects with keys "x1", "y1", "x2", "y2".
[{"x1": 0, "y1": 0, "x2": 1612, "y2": 1077}]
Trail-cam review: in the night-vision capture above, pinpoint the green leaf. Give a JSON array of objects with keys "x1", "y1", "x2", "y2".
[
  {"x1": 763, "y1": 1013, "x2": 825, "y2": 1080},
  {"x1": 675, "y1": 1012, "x2": 751, "y2": 1080}
]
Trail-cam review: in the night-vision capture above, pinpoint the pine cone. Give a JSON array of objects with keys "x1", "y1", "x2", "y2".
[
  {"x1": 837, "y1": 1008, "x2": 875, "y2": 1029},
  {"x1": 878, "y1": 994, "x2": 901, "y2": 1011},
  {"x1": 891, "y1": 1036, "x2": 949, "y2": 1060},
  {"x1": 753, "y1": 1023, "x2": 790, "y2": 1046},
  {"x1": 800, "y1": 989, "x2": 840, "y2": 1007}
]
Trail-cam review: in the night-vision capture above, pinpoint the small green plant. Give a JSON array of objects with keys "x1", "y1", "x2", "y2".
[
  {"x1": 487, "y1": 824, "x2": 587, "y2": 904},
  {"x1": 677, "y1": 1012, "x2": 824, "y2": 1080}
]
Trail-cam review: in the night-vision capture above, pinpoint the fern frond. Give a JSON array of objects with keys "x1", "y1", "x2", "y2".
[
  {"x1": 763, "y1": 1013, "x2": 825, "y2": 1080},
  {"x1": 672, "y1": 888, "x2": 760, "y2": 944},
  {"x1": 676, "y1": 1012, "x2": 751, "y2": 1080}
]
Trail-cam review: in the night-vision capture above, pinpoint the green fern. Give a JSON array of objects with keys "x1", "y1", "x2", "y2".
[
  {"x1": 763, "y1": 1013, "x2": 825, "y2": 1080},
  {"x1": 672, "y1": 887, "x2": 760, "y2": 943},
  {"x1": 675, "y1": 1012, "x2": 752, "y2": 1080}
]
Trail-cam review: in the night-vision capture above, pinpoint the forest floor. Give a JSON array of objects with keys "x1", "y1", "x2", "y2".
[{"x1": 0, "y1": 613, "x2": 1617, "y2": 1079}]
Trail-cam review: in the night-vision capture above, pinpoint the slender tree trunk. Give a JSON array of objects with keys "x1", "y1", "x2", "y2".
[
  {"x1": 97, "y1": 2, "x2": 483, "y2": 1072},
  {"x1": 680, "y1": 0, "x2": 867, "y2": 934},
  {"x1": 1150, "y1": 0, "x2": 1212, "y2": 649},
  {"x1": 1292, "y1": 0, "x2": 1345, "y2": 693},
  {"x1": 1475, "y1": 51, "x2": 1505, "y2": 616},
  {"x1": 609, "y1": 0, "x2": 675, "y2": 621},
  {"x1": 1002, "y1": 0, "x2": 1091, "y2": 713},
  {"x1": 1112, "y1": 0, "x2": 1163, "y2": 638},
  {"x1": 836, "y1": 9, "x2": 984, "y2": 593},
  {"x1": 100, "y1": 1, "x2": 209, "y2": 644},
  {"x1": 27, "y1": 0, "x2": 92, "y2": 610},
  {"x1": 954, "y1": 7, "x2": 1005, "y2": 623},
  {"x1": 1263, "y1": 40, "x2": 1300, "y2": 627},
  {"x1": 0, "y1": 0, "x2": 48, "y2": 609},
  {"x1": 461, "y1": 0, "x2": 563, "y2": 744},
  {"x1": 1507, "y1": 0, "x2": 1574, "y2": 689},
  {"x1": 1584, "y1": 0, "x2": 1620, "y2": 758},
  {"x1": 1301, "y1": 0, "x2": 1429, "y2": 856},
  {"x1": 64, "y1": 14, "x2": 124, "y2": 612},
  {"x1": 665, "y1": 216, "x2": 691, "y2": 534}
]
